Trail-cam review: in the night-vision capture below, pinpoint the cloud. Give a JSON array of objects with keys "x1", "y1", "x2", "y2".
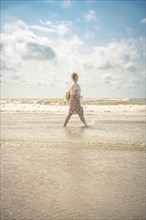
[
  {"x1": 30, "y1": 25, "x2": 54, "y2": 33},
  {"x1": 48, "y1": 9, "x2": 58, "y2": 17},
  {"x1": 3, "y1": 19, "x2": 28, "y2": 33},
  {"x1": 61, "y1": 0, "x2": 72, "y2": 8},
  {"x1": 55, "y1": 37, "x2": 141, "y2": 82},
  {"x1": 122, "y1": 62, "x2": 137, "y2": 72},
  {"x1": 1, "y1": 23, "x2": 56, "y2": 62},
  {"x1": 99, "y1": 63, "x2": 115, "y2": 70},
  {"x1": 1, "y1": 61, "x2": 19, "y2": 72},
  {"x1": 36, "y1": 80, "x2": 49, "y2": 88},
  {"x1": 126, "y1": 76, "x2": 143, "y2": 88},
  {"x1": 84, "y1": 10, "x2": 96, "y2": 21},
  {"x1": 85, "y1": 29, "x2": 96, "y2": 38},
  {"x1": 24, "y1": 42, "x2": 56, "y2": 60},
  {"x1": 1, "y1": 18, "x2": 144, "y2": 98},
  {"x1": 120, "y1": 23, "x2": 134, "y2": 35},
  {"x1": 1, "y1": 19, "x2": 57, "y2": 88},
  {"x1": 102, "y1": 73, "x2": 112, "y2": 85},
  {"x1": 126, "y1": 26, "x2": 134, "y2": 34},
  {"x1": 39, "y1": 19, "x2": 70, "y2": 36},
  {"x1": 141, "y1": 18, "x2": 146, "y2": 24},
  {"x1": 4, "y1": 18, "x2": 70, "y2": 37},
  {"x1": 92, "y1": 39, "x2": 140, "y2": 70}
]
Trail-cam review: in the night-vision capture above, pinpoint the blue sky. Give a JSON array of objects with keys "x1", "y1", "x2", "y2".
[{"x1": 1, "y1": 0, "x2": 146, "y2": 98}]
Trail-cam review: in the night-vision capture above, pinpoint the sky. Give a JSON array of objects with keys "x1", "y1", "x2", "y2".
[{"x1": 1, "y1": 0, "x2": 146, "y2": 98}]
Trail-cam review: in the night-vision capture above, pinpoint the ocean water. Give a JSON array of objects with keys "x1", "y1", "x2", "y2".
[
  {"x1": 1, "y1": 98, "x2": 145, "y2": 146},
  {"x1": 1, "y1": 98, "x2": 145, "y2": 113}
]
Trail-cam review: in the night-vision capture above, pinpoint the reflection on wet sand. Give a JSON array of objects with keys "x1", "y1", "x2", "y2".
[{"x1": 64, "y1": 127, "x2": 86, "y2": 139}]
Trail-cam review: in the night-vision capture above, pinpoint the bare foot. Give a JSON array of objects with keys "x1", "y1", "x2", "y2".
[{"x1": 82, "y1": 124, "x2": 89, "y2": 128}]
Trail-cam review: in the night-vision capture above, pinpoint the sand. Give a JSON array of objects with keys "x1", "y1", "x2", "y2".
[{"x1": 1, "y1": 110, "x2": 146, "y2": 220}]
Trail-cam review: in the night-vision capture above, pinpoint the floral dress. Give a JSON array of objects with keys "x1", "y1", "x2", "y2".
[{"x1": 68, "y1": 83, "x2": 83, "y2": 115}]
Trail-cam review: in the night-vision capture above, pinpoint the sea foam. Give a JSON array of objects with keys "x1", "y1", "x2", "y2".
[{"x1": 1, "y1": 98, "x2": 145, "y2": 113}]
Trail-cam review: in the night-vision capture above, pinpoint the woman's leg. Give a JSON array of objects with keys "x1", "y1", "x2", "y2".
[
  {"x1": 77, "y1": 106, "x2": 88, "y2": 127},
  {"x1": 78, "y1": 112, "x2": 88, "y2": 127},
  {"x1": 63, "y1": 113, "x2": 72, "y2": 127}
]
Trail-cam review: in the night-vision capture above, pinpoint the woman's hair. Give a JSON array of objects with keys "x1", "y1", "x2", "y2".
[{"x1": 71, "y1": 72, "x2": 78, "y2": 82}]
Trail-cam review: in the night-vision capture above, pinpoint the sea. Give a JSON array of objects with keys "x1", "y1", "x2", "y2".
[{"x1": 1, "y1": 98, "x2": 145, "y2": 113}]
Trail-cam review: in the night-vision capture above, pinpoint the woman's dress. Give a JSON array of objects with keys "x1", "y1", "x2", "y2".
[{"x1": 68, "y1": 83, "x2": 83, "y2": 115}]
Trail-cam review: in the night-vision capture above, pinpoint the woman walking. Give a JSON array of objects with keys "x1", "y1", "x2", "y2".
[{"x1": 63, "y1": 73, "x2": 88, "y2": 127}]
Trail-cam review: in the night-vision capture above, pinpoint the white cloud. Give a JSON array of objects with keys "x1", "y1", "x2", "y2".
[
  {"x1": 57, "y1": 24, "x2": 69, "y2": 36},
  {"x1": 85, "y1": 29, "x2": 96, "y2": 38},
  {"x1": 36, "y1": 80, "x2": 49, "y2": 88},
  {"x1": 48, "y1": 9, "x2": 58, "y2": 17},
  {"x1": 30, "y1": 25, "x2": 55, "y2": 32},
  {"x1": 119, "y1": 23, "x2": 135, "y2": 35},
  {"x1": 39, "y1": 20, "x2": 52, "y2": 26},
  {"x1": 70, "y1": 34, "x2": 84, "y2": 48},
  {"x1": 3, "y1": 19, "x2": 28, "y2": 33},
  {"x1": 141, "y1": 18, "x2": 146, "y2": 24},
  {"x1": 61, "y1": 0, "x2": 72, "y2": 8},
  {"x1": 102, "y1": 73, "x2": 112, "y2": 85},
  {"x1": 84, "y1": 10, "x2": 96, "y2": 22},
  {"x1": 125, "y1": 76, "x2": 143, "y2": 89},
  {"x1": 1, "y1": 20, "x2": 57, "y2": 88},
  {"x1": 93, "y1": 39, "x2": 140, "y2": 69},
  {"x1": 4, "y1": 19, "x2": 71, "y2": 37},
  {"x1": 1, "y1": 19, "x2": 145, "y2": 98},
  {"x1": 24, "y1": 42, "x2": 56, "y2": 60},
  {"x1": 126, "y1": 26, "x2": 134, "y2": 34},
  {"x1": 39, "y1": 19, "x2": 70, "y2": 36}
]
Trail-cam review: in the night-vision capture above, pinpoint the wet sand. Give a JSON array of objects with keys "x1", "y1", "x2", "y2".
[{"x1": 1, "y1": 111, "x2": 146, "y2": 220}]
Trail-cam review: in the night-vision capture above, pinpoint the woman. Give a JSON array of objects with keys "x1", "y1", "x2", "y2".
[{"x1": 63, "y1": 73, "x2": 88, "y2": 127}]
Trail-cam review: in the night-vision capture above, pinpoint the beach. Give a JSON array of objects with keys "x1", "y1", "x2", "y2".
[{"x1": 1, "y1": 98, "x2": 146, "y2": 220}]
